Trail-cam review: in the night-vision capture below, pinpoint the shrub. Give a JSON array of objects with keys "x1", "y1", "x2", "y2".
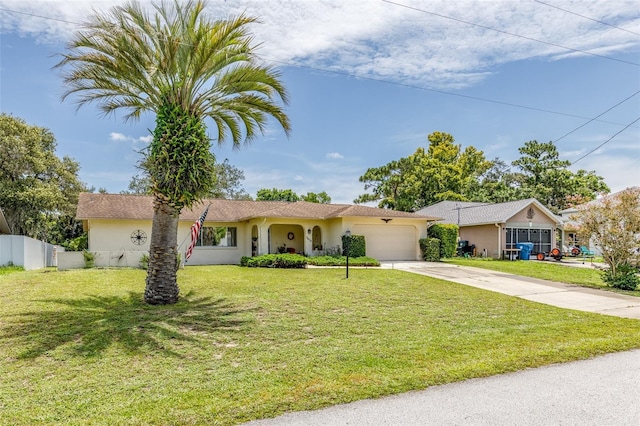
[
  {"x1": 61, "y1": 234, "x2": 88, "y2": 251},
  {"x1": 242, "y1": 254, "x2": 307, "y2": 268},
  {"x1": 420, "y1": 237, "x2": 441, "y2": 261},
  {"x1": 139, "y1": 254, "x2": 149, "y2": 270},
  {"x1": 82, "y1": 250, "x2": 95, "y2": 268},
  {"x1": 342, "y1": 234, "x2": 366, "y2": 257},
  {"x1": 307, "y1": 256, "x2": 380, "y2": 267},
  {"x1": 602, "y1": 263, "x2": 639, "y2": 291},
  {"x1": 428, "y1": 224, "x2": 458, "y2": 258}
]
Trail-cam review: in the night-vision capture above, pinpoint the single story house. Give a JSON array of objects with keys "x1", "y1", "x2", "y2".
[
  {"x1": 558, "y1": 187, "x2": 640, "y2": 256},
  {"x1": 75, "y1": 193, "x2": 439, "y2": 266},
  {"x1": 416, "y1": 198, "x2": 562, "y2": 258}
]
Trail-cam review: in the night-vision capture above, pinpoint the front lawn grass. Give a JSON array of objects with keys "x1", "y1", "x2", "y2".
[
  {"x1": 0, "y1": 264, "x2": 24, "y2": 275},
  {"x1": 2, "y1": 266, "x2": 640, "y2": 425},
  {"x1": 445, "y1": 258, "x2": 639, "y2": 296}
]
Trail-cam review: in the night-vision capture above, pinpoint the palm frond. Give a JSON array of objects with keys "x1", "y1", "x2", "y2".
[{"x1": 56, "y1": 0, "x2": 290, "y2": 143}]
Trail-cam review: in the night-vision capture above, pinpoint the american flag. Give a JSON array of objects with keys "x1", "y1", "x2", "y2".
[{"x1": 185, "y1": 204, "x2": 210, "y2": 260}]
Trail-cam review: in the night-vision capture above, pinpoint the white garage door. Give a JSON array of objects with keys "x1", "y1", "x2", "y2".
[{"x1": 351, "y1": 225, "x2": 417, "y2": 261}]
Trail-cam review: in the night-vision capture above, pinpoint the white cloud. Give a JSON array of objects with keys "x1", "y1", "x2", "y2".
[
  {"x1": 109, "y1": 132, "x2": 151, "y2": 148},
  {"x1": 326, "y1": 152, "x2": 344, "y2": 159},
  {"x1": 109, "y1": 132, "x2": 129, "y2": 142},
  {"x1": 3, "y1": 0, "x2": 638, "y2": 89}
]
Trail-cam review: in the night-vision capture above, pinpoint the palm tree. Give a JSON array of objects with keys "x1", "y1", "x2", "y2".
[{"x1": 57, "y1": 0, "x2": 290, "y2": 304}]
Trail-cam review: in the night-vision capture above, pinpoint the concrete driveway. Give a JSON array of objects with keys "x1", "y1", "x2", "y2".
[{"x1": 381, "y1": 261, "x2": 640, "y2": 319}]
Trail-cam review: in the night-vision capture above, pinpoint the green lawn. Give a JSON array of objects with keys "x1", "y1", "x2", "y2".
[
  {"x1": 2, "y1": 266, "x2": 640, "y2": 425},
  {"x1": 445, "y1": 258, "x2": 639, "y2": 296}
]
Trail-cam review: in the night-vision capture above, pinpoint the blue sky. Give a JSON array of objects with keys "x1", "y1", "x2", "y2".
[{"x1": 1, "y1": 0, "x2": 639, "y2": 204}]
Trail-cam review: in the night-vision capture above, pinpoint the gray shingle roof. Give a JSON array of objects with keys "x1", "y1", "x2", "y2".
[
  {"x1": 77, "y1": 193, "x2": 440, "y2": 222},
  {"x1": 416, "y1": 199, "x2": 561, "y2": 226}
]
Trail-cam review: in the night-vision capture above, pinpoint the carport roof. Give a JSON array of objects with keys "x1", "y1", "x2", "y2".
[
  {"x1": 416, "y1": 199, "x2": 561, "y2": 226},
  {"x1": 76, "y1": 193, "x2": 440, "y2": 222}
]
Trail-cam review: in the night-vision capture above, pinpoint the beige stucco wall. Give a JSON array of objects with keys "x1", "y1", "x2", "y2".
[
  {"x1": 85, "y1": 216, "x2": 429, "y2": 266},
  {"x1": 343, "y1": 217, "x2": 428, "y2": 260},
  {"x1": 460, "y1": 224, "x2": 501, "y2": 258},
  {"x1": 180, "y1": 221, "x2": 251, "y2": 265},
  {"x1": 87, "y1": 218, "x2": 252, "y2": 266},
  {"x1": 458, "y1": 205, "x2": 561, "y2": 259},
  {"x1": 88, "y1": 219, "x2": 152, "y2": 253},
  {"x1": 509, "y1": 205, "x2": 558, "y2": 228}
]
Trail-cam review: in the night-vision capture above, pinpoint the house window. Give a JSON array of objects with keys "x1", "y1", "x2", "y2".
[
  {"x1": 196, "y1": 227, "x2": 237, "y2": 247},
  {"x1": 312, "y1": 226, "x2": 322, "y2": 250}
]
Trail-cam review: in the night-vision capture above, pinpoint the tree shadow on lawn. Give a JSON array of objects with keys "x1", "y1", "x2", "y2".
[{"x1": 2, "y1": 291, "x2": 254, "y2": 359}]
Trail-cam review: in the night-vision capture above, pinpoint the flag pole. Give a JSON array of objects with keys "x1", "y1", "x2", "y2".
[{"x1": 183, "y1": 203, "x2": 212, "y2": 264}]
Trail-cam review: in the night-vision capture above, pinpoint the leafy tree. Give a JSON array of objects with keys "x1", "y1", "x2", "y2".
[
  {"x1": 354, "y1": 155, "x2": 417, "y2": 210},
  {"x1": 210, "y1": 159, "x2": 252, "y2": 200},
  {"x1": 256, "y1": 188, "x2": 300, "y2": 202},
  {"x1": 123, "y1": 159, "x2": 251, "y2": 199},
  {"x1": 512, "y1": 140, "x2": 608, "y2": 212},
  {"x1": 0, "y1": 113, "x2": 86, "y2": 241},
  {"x1": 355, "y1": 131, "x2": 491, "y2": 211},
  {"x1": 470, "y1": 158, "x2": 525, "y2": 203},
  {"x1": 122, "y1": 175, "x2": 152, "y2": 195},
  {"x1": 57, "y1": 0, "x2": 290, "y2": 304},
  {"x1": 572, "y1": 188, "x2": 640, "y2": 290},
  {"x1": 300, "y1": 191, "x2": 331, "y2": 204},
  {"x1": 255, "y1": 189, "x2": 331, "y2": 203}
]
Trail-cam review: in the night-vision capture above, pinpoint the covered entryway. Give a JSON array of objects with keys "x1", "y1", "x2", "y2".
[
  {"x1": 269, "y1": 224, "x2": 304, "y2": 254},
  {"x1": 351, "y1": 225, "x2": 417, "y2": 261}
]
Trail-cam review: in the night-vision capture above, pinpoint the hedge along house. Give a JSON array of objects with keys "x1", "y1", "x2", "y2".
[
  {"x1": 416, "y1": 199, "x2": 562, "y2": 258},
  {"x1": 74, "y1": 193, "x2": 439, "y2": 267}
]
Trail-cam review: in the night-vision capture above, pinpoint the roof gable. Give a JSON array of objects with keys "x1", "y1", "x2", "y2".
[{"x1": 76, "y1": 193, "x2": 439, "y2": 222}]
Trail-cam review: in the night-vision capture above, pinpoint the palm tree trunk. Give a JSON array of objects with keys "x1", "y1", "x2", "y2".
[{"x1": 144, "y1": 195, "x2": 180, "y2": 304}]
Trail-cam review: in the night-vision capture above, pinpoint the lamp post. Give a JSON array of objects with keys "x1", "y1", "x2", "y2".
[{"x1": 344, "y1": 229, "x2": 351, "y2": 279}]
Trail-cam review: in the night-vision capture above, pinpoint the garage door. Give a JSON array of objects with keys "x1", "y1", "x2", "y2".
[{"x1": 351, "y1": 225, "x2": 417, "y2": 261}]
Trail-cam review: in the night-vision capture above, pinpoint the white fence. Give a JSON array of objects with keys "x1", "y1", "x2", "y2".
[{"x1": 0, "y1": 235, "x2": 57, "y2": 270}]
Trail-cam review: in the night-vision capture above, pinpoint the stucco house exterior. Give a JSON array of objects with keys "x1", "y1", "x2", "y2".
[
  {"x1": 74, "y1": 193, "x2": 439, "y2": 267},
  {"x1": 417, "y1": 199, "x2": 562, "y2": 259}
]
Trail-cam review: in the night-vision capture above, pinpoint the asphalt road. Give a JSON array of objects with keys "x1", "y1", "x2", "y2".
[{"x1": 245, "y1": 349, "x2": 640, "y2": 425}]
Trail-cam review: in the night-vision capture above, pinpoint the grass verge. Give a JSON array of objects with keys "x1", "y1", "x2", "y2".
[
  {"x1": 2, "y1": 266, "x2": 640, "y2": 425},
  {"x1": 445, "y1": 258, "x2": 639, "y2": 297}
]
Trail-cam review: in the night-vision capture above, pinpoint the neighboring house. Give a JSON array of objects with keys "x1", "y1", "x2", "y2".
[
  {"x1": 416, "y1": 199, "x2": 562, "y2": 258},
  {"x1": 75, "y1": 193, "x2": 440, "y2": 266},
  {"x1": 557, "y1": 205, "x2": 582, "y2": 252},
  {"x1": 0, "y1": 206, "x2": 57, "y2": 270},
  {"x1": 559, "y1": 187, "x2": 640, "y2": 256}
]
